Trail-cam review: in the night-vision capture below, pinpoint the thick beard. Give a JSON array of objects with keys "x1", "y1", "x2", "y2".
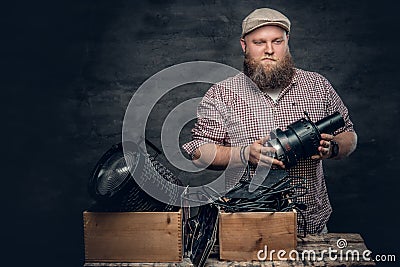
[{"x1": 243, "y1": 51, "x2": 295, "y2": 93}]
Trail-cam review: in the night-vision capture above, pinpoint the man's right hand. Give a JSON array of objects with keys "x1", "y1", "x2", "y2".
[
  {"x1": 246, "y1": 135, "x2": 285, "y2": 169},
  {"x1": 192, "y1": 135, "x2": 285, "y2": 169}
]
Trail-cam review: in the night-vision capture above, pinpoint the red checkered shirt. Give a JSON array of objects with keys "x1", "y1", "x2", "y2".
[{"x1": 182, "y1": 68, "x2": 355, "y2": 234}]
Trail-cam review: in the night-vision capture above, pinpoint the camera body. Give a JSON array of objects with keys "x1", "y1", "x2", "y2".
[{"x1": 267, "y1": 112, "x2": 345, "y2": 168}]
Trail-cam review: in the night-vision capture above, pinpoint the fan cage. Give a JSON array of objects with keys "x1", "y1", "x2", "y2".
[{"x1": 88, "y1": 142, "x2": 182, "y2": 212}]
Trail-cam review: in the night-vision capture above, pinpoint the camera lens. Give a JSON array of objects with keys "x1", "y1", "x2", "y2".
[{"x1": 267, "y1": 112, "x2": 345, "y2": 168}]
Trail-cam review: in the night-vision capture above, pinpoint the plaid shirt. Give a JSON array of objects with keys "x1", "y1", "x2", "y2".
[{"x1": 182, "y1": 68, "x2": 354, "y2": 234}]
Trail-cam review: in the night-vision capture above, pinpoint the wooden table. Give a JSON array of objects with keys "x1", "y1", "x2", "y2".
[{"x1": 84, "y1": 233, "x2": 375, "y2": 267}]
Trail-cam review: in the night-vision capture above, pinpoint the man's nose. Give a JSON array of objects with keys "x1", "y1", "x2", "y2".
[{"x1": 264, "y1": 43, "x2": 273, "y2": 55}]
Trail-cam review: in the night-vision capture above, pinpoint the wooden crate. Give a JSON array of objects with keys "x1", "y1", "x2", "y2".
[
  {"x1": 83, "y1": 210, "x2": 182, "y2": 263},
  {"x1": 218, "y1": 211, "x2": 297, "y2": 261}
]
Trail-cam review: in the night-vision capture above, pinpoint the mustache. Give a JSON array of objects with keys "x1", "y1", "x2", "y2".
[{"x1": 261, "y1": 56, "x2": 278, "y2": 61}]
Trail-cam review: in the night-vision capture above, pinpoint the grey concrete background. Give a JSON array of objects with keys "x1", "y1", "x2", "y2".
[{"x1": 2, "y1": 0, "x2": 399, "y2": 266}]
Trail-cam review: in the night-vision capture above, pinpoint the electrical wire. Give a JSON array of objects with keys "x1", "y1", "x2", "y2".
[{"x1": 181, "y1": 169, "x2": 309, "y2": 237}]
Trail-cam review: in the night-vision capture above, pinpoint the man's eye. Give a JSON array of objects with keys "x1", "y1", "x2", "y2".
[
  {"x1": 253, "y1": 41, "x2": 263, "y2": 45},
  {"x1": 274, "y1": 40, "x2": 283, "y2": 44}
]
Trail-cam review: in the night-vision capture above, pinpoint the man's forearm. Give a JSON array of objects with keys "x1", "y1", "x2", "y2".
[
  {"x1": 333, "y1": 131, "x2": 358, "y2": 159},
  {"x1": 192, "y1": 143, "x2": 243, "y2": 168}
]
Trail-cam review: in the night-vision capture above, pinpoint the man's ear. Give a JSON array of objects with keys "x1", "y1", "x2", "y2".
[{"x1": 240, "y1": 38, "x2": 246, "y2": 53}]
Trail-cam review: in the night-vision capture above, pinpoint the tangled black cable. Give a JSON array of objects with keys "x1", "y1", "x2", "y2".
[
  {"x1": 181, "y1": 169, "x2": 309, "y2": 237},
  {"x1": 216, "y1": 169, "x2": 308, "y2": 237},
  {"x1": 215, "y1": 175, "x2": 306, "y2": 211}
]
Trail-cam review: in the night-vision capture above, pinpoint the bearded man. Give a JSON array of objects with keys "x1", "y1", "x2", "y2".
[{"x1": 182, "y1": 8, "x2": 357, "y2": 234}]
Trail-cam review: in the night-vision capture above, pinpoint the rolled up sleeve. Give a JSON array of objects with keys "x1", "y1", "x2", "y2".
[{"x1": 182, "y1": 85, "x2": 228, "y2": 157}]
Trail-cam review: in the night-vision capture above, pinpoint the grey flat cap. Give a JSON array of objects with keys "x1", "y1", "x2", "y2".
[{"x1": 242, "y1": 8, "x2": 291, "y2": 37}]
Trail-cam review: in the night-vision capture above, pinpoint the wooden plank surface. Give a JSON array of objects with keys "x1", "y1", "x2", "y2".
[
  {"x1": 206, "y1": 233, "x2": 375, "y2": 266},
  {"x1": 84, "y1": 233, "x2": 375, "y2": 267}
]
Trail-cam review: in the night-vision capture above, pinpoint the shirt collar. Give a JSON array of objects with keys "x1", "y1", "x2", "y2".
[{"x1": 277, "y1": 68, "x2": 298, "y2": 98}]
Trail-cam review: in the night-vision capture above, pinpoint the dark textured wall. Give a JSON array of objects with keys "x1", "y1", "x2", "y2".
[{"x1": 3, "y1": 0, "x2": 399, "y2": 266}]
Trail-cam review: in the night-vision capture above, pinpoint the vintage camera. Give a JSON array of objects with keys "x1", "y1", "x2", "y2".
[{"x1": 267, "y1": 111, "x2": 345, "y2": 168}]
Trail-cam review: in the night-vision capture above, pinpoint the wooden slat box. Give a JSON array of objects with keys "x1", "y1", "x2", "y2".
[
  {"x1": 83, "y1": 210, "x2": 182, "y2": 263},
  {"x1": 218, "y1": 211, "x2": 297, "y2": 261}
]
